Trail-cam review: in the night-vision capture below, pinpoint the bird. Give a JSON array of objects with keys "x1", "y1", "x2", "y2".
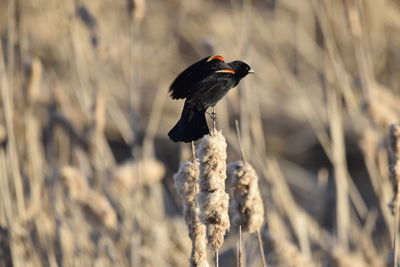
[{"x1": 168, "y1": 55, "x2": 255, "y2": 143}]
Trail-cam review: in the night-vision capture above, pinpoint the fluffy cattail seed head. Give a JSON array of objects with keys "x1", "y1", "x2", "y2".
[
  {"x1": 197, "y1": 131, "x2": 230, "y2": 250},
  {"x1": 388, "y1": 124, "x2": 400, "y2": 215},
  {"x1": 174, "y1": 160, "x2": 209, "y2": 267},
  {"x1": 228, "y1": 161, "x2": 264, "y2": 233}
]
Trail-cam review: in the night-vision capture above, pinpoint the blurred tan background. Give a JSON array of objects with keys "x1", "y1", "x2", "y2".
[{"x1": 1, "y1": 0, "x2": 400, "y2": 266}]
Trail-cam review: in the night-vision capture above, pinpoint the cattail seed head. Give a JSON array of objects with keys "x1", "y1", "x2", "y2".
[
  {"x1": 60, "y1": 166, "x2": 117, "y2": 229},
  {"x1": 174, "y1": 161, "x2": 209, "y2": 267},
  {"x1": 388, "y1": 124, "x2": 400, "y2": 215},
  {"x1": 84, "y1": 190, "x2": 117, "y2": 230},
  {"x1": 197, "y1": 131, "x2": 230, "y2": 250},
  {"x1": 389, "y1": 124, "x2": 400, "y2": 160},
  {"x1": 228, "y1": 161, "x2": 264, "y2": 233},
  {"x1": 112, "y1": 159, "x2": 165, "y2": 191},
  {"x1": 60, "y1": 166, "x2": 89, "y2": 202}
]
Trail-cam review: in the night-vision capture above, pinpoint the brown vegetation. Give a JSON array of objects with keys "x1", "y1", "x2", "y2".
[{"x1": 1, "y1": 0, "x2": 400, "y2": 266}]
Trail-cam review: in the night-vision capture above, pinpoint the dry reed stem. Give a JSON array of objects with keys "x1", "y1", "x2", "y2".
[
  {"x1": 328, "y1": 86, "x2": 350, "y2": 249},
  {"x1": 174, "y1": 160, "x2": 209, "y2": 267},
  {"x1": 331, "y1": 247, "x2": 370, "y2": 267},
  {"x1": 366, "y1": 102, "x2": 398, "y2": 129},
  {"x1": 238, "y1": 225, "x2": 243, "y2": 267},
  {"x1": 257, "y1": 230, "x2": 267, "y2": 267},
  {"x1": 359, "y1": 127, "x2": 380, "y2": 161},
  {"x1": 26, "y1": 58, "x2": 43, "y2": 104},
  {"x1": 228, "y1": 161, "x2": 264, "y2": 233},
  {"x1": 94, "y1": 94, "x2": 106, "y2": 139},
  {"x1": 271, "y1": 236, "x2": 316, "y2": 267},
  {"x1": 59, "y1": 223, "x2": 75, "y2": 262},
  {"x1": 0, "y1": 124, "x2": 6, "y2": 146},
  {"x1": 197, "y1": 131, "x2": 230, "y2": 250}
]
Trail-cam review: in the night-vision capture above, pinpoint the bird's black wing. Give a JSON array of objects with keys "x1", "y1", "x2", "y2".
[
  {"x1": 169, "y1": 56, "x2": 225, "y2": 99},
  {"x1": 186, "y1": 69, "x2": 237, "y2": 108}
]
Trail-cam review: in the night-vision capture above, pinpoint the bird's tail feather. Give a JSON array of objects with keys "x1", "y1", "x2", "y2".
[{"x1": 168, "y1": 103, "x2": 209, "y2": 143}]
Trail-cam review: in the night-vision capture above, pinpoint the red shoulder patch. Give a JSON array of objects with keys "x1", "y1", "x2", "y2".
[
  {"x1": 207, "y1": 55, "x2": 225, "y2": 62},
  {"x1": 215, "y1": 68, "x2": 235, "y2": 74}
]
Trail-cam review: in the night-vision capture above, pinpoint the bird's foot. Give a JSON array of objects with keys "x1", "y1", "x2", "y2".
[{"x1": 206, "y1": 111, "x2": 217, "y2": 121}]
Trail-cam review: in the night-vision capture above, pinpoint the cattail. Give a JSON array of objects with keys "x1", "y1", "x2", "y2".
[
  {"x1": 60, "y1": 166, "x2": 117, "y2": 229},
  {"x1": 174, "y1": 160, "x2": 209, "y2": 267},
  {"x1": 60, "y1": 166, "x2": 89, "y2": 202},
  {"x1": 83, "y1": 190, "x2": 117, "y2": 230},
  {"x1": 112, "y1": 159, "x2": 165, "y2": 191},
  {"x1": 388, "y1": 124, "x2": 400, "y2": 215},
  {"x1": 197, "y1": 131, "x2": 230, "y2": 250},
  {"x1": 228, "y1": 161, "x2": 264, "y2": 233},
  {"x1": 389, "y1": 124, "x2": 400, "y2": 267}
]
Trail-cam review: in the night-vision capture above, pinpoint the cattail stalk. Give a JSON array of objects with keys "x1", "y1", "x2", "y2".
[
  {"x1": 257, "y1": 230, "x2": 267, "y2": 267},
  {"x1": 388, "y1": 124, "x2": 400, "y2": 267},
  {"x1": 238, "y1": 225, "x2": 243, "y2": 267},
  {"x1": 174, "y1": 143, "x2": 209, "y2": 267},
  {"x1": 197, "y1": 131, "x2": 230, "y2": 252}
]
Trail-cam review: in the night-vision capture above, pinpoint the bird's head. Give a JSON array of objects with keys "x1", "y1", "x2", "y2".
[{"x1": 229, "y1": 61, "x2": 255, "y2": 80}]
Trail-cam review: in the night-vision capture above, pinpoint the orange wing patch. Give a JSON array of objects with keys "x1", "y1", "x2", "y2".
[
  {"x1": 207, "y1": 55, "x2": 225, "y2": 62},
  {"x1": 215, "y1": 69, "x2": 235, "y2": 74}
]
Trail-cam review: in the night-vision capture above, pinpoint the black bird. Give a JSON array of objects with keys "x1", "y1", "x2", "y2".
[{"x1": 168, "y1": 55, "x2": 255, "y2": 143}]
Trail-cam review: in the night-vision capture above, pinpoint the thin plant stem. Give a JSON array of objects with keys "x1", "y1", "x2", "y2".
[
  {"x1": 235, "y1": 120, "x2": 247, "y2": 163},
  {"x1": 395, "y1": 211, "x2": 399, "y2": 267},
  {"x1": 239, "y1": 225, "x2": 243, "y2": 267},
  {"x1": 215, "y1": 249, "x2": 219, "y2": 267},
  {"x1": 257, "y1": 230, "x2": 267, "y2": 267}
]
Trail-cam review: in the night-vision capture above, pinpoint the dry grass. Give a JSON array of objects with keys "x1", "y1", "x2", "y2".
[{"x1": 1, "y1": 0, "x2": 400, "y2": 266}]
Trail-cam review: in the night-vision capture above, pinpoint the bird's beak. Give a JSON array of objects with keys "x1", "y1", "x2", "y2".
[{"x1": 248, "y1": 69, "x2": 256, "y2": 74}]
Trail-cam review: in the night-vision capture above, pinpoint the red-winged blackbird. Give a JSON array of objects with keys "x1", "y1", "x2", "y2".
[{"x1": 168, "y1": 55, "x2": 255, "y2": 143}]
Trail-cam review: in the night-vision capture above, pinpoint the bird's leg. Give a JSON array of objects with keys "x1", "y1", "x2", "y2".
[
  {"x1": 206, "y1": 106, "x2": 217, "y2": 133},
  {"x1": 212, "y1": 106, "x2": 216, "y2": 133},
  {"x1": 206, "y1": 108, "x2": 217, "y2": 121}
]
